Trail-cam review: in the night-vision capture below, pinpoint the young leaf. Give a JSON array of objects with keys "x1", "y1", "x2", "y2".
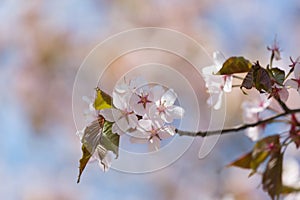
[
  {"x1": 77, "y1": 117, "x2": 120, "y2": 183},
  {"x1": 262, "y1": 152, "x2": 283, "y2": 200},
  {"x1": 268, "y1": 67, "x2": 285, "y2": 85},
  {"x1": 100, "y1": 121, "x2": 119, "y2": 157},
  {"x1": 93, "y1": 87, "x2": 112, "y2": 110},
  {"x1": 240, "y1": 62, "x2": 273, "y2": 94},
  {"x1": 77, "y1": 145, "x2": 92, "y2": 183},
  {"x1": 253, "y1": 62, "x2": 272, "y2": 93},
  {"x1": 281, "y1": 185, "x2": 300, "y2": 194},
  {"x1": 250, "y1": 135, "x2": 280, "y2": 173},
  {"x1": 216, "y1": 56, "x2": 252, "y2": 75},
  {"x1": 227, "y1": 152, "x2": 252, "y2": 169}
]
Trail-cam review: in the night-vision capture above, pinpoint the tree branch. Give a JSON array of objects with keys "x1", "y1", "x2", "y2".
[{"x1": 175, "y1": 108, "x2": 300, "y2": 137}]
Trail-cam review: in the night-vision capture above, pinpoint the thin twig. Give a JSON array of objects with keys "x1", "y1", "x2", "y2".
[
  {"x1": 175, "y1": 108, "x2": 300, "y2": 137},
  {"x1": 233, "y1": 75, "x2": 244, "y2": 80}
]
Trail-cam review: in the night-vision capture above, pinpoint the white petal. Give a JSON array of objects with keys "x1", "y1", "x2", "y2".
[
  {"x1": 127, "y1": 113, "x2": 138, "y2": 128},
  {"x1": 130, "y1": 77, "x2": 148, "y2": 91},
  {"x1": 149, "y1": 137, "x2": 161, "y2": 152},
  {"x1": 129, "y1": 129, "x2": 149, "y2": 139},
  {"x1": 213, "y1": 51, "x2": 226, "y2": 71},
  {"x1": 138, "y1": 119, "x2": 153, "y2": 131},
  {"x1": 168, "y1": 106, "x2": 185, "y2": 119},
  {"x1": 98, "y1": 150, "x2": 114, "y2": 172},
  {"x1": 151, "y1": 85, "x2": 165, "y2": 102},
  {"x1": 223, "y1": 75, "x2": 233, "y2": 92},
  {"x1": 114, "y1": 81, "x2": 130, "y2": 94},
  {"x1": 161, "y1": 112, "x2": 173, "y2": 123},
  {"x1": 279, "y1": 87, "x2": 289, "y2": 102},
  {"x1": 285, "y1": 79, "x2": 299, "y2": 90},
  {"x1": 115, "y1": 116, "x2": 130, "y2": 132},
  {"x1": 112, "y1": 123, "x2": 124, "y2": 135},
  {"x1": 245, "y1": 127, "x2": 262, "y2": 141},
  {"x1": 100, "y1": 109, "x2": 115, "y2": 122},
  {"x1": 202, "y1": 65, "x2": 216, "y2": 75},
  {"x1": 130, "y1": 136, "x2": 148, "y2": 144},
  {"x1": 159, "y1": 126, "x2": 175, "y2": 139},
  {"x1": 294, "y1": 62, "x2": 300, "y2": 79},
  {"x1": 148, "y1": 104, "x2": 159, "y2": 119},
  {"x1": 207, "y1": 91, "x2": 223, "y2": 110},
  {"x1": 112, "y1": 92, "x2": 127, "y2": 110},
  {"x1": 161, "y1": 89, "x2": 177, "y2": 106}
]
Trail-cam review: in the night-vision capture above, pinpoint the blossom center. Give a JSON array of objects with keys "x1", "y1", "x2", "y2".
[
  {"x1": 137, "y1": 94, "x2": 152, "y2": 109},
  {"x1": 157, "y1": 100, "x2": 166, "y2": 114}
]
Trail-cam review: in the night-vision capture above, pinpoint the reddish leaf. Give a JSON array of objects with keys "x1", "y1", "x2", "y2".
[
  {"x1": 253, "y1": 62, "x2": 272, "y2": 93},
  {"x1": 262, "y1": 152, "x2": 283, "y2": 200}
]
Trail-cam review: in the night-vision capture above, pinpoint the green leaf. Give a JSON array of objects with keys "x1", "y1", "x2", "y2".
[
  {"x1": 268, "y1": 67, "x2": 285, "y2": 85},
  {"x1": 281, "y1": 185, "x2": 300, "y2": 194},
  {"x1": 93, "y1": 87, "x2": 112, "y2": 110},
  {"x1": 100, "y1": 121, "x2": 119, "y2": 157},
  {"x1": 216, "y1": 56, "x2": 252, "y2": 75},
  {"x1": 77, "y1": 118, "x2": 120, "y2": 183},
  {"x1": 77, "y1": 145, "x2": 92, "y2": 183},
  {"x1": 228, "y1": 152, "x2": 252, "y2": 169},
  {"x1": 262, "y1": 152, "x2": 283, "y2": 200}
]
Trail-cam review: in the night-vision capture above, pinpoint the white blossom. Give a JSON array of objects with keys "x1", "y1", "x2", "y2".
[
  {"x1": 202, "y1": 51, "x2": 233, "y2": 110},
  {"x1": 242, "y1": 94, "x2": 271, "y2": 141},
  {"x1": 130, "y1": 118, "x2": 175, "y2": 152},
  {"x1": 286, "y1": 62, "x2": 300, "y2": 95},
  {"x1": 149, "y1": 88, "x2": 185, "y2": 123}
]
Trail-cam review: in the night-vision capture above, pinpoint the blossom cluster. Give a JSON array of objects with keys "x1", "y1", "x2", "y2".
[
  {"x1": 100, "y1": 77, "x2": 185, "y2": 152},
  {"x1": 202, "y1": 47, "x2": 300, "y2": 142}
]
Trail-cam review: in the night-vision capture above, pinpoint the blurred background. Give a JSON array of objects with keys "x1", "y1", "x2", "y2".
[{"x1": 1, "y1": 0, "x2": 300, "y2": 199}]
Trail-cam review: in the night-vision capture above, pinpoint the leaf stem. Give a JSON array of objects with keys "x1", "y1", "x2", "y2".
[{"x1": 233, "y1": 75, "x2": 244, "y2": 80}]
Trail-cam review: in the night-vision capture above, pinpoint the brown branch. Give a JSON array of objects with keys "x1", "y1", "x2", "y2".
[{"x1": 175, "y1": 108, "x2": 300, "y2": 137}]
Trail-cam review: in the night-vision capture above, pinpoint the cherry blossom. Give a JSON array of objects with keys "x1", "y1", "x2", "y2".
[
  {"x1": 130, "y1": 118, "x2": 175, "y2": 151},
  {"x1": 242, "y1": 94, "x2": 271, "y2": 141},
  {"x1": 285, "y1": 61, "x2": 300, "y2": 95},
  {"x1": 100, "y1": 90, "x2": 138, "y2": 135},
  {"x1": 202, "y1": 51, "x2": 233, "y2": 110},
  {"x1": 267, "y1": 38, "x2": 281, "y2": 61},
  {"x1": 149, "y1": 88, "x2": 185, "y2": 123},
  {"x1": 270, "y1": 84, "x2": 289, "y2": 102},
  {"x1": 129, "y1": 84, "x2": 164, "y2": 116}
]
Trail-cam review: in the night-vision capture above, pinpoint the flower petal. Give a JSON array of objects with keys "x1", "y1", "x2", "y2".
[
  {"x1": 213, "y1": 51, "x2": 226, "y2": 71},
  {"x1": 279, "y1": 87, "x2": 289, "y2": 102},
  {"x1": 168, "y1": 106, "x2": 185, "y2": 119},
  {"x1": 127, "y1": 113, "x2": 138, "y2": 128},
  {"x1": 138, "y1": 119, "x2": 153, "y2": 132},
  {"x1": 148, "y1": 136, "x2": 161, "y2": 152},
  {"x1": 100, "y1": 108, "x2": 115, "y2": 122},
  {"x1": 151, "y1": 85, "x2": 165, "y2": 102},
  {"x1": 223, "y1": 75, "x2": 233, "y2": 92},
  {"x1": 285, "y1": 79, "x2": 299, "y2": 90},
  {"x1": 159, "y1": 126, "x2": 175, "y2": 139},
  {"x1": 161, "y1": 89, "x2": 177, "y2": 106}
]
